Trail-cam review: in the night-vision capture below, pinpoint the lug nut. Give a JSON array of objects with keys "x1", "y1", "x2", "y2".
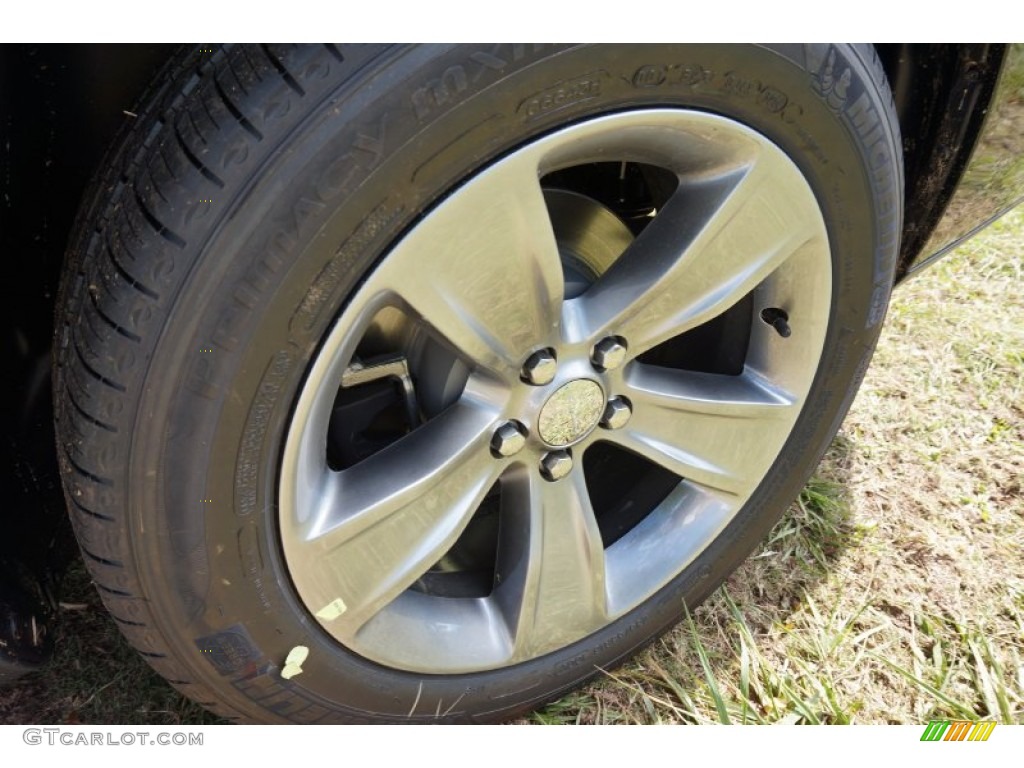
[
  {"x1": 591, "y1": 337, "x2": 628, "y2": 371},
  {"x1": 521, "y1": 348, "x2": 557, "y2": 386},
  {"x1": 601, "y1": 397, "x2": 632, "y2": 430},
  {"x1": 540, "y1": 450, "x2": 573, "y2": 481},
  {"x1": 491, "y1": 421, "x2": 527, "y2": 457}
]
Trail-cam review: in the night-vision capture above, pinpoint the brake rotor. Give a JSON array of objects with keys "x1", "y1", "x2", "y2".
[{"x1": 543, "y1": 188, "x2": 635, "y2": 298}]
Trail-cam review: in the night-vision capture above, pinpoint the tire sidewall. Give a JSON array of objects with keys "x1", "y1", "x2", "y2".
[{"x1": 130, "y1": 44, "x2": 901, "y2": 722}]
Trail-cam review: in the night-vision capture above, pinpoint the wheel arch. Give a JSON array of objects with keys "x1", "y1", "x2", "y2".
[{"x1": 874, "y1": 43, "x2": 1009, "y2": 278}]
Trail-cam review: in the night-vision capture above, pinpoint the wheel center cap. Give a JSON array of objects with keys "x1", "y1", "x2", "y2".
[{"x1": 537, "y1": 379, "x2": 604, "y2": 447}]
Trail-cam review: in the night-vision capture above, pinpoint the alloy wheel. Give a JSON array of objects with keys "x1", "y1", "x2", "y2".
[{"x1": 279, "y1": 108, "x2": 832, "y2": 674}]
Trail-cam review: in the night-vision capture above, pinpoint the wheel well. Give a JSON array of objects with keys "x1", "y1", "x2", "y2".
[
  {"x1": 0, "y1": 45, "x2": 178, "y2": 599},
  {"x1": 874, "y1": 44, "x2": 1007, "y2": 277}
]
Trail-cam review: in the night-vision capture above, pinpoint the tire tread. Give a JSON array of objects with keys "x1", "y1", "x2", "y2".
[{"x1": 55, "y1": 42, "x2": 377, "y2": 725}]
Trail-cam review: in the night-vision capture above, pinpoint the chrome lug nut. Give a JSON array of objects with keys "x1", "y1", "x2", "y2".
[
  {"x1": 491, "y1": 421, "x2": 527, "y2": 457},
  {"x1": 540, "y1": 450, "x2": 573, "y2": 481},
  {"x1": 591, "y1": 337, "x2": 627, "y2": 371},
  {"x1": 522, "y1": 348, "x2": 557, "y2": 386},
  {"x1": 601, "y1": 397, "x2": 632, "y2": 430}
]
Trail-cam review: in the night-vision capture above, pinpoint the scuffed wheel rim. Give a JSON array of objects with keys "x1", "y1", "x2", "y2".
[{"x1": 279, "y1": 109, "x2": 832, "y2": 674}]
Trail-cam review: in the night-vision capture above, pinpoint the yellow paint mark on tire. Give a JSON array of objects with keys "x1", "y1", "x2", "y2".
[{"x1": 280, "y1": 645, "x2": 309, "y2": 680}]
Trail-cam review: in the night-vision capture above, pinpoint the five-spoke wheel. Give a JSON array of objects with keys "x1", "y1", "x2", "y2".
[{"x1": 280, "y1": 109, "x2": 832, "y2": 673}]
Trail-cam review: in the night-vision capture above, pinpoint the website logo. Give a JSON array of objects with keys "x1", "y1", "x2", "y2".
[{"x1": 920, "y1": 720, "x2": 996, "y2": 742}]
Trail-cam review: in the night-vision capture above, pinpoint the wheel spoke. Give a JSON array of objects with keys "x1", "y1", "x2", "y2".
[
  {"x1": 296, "y1": 402, "x2": 502, "y2": 632},
  {"x1": 375, "y1": 152, "x2": 564, "y2": 380},
  {"x1": 279, "y1": 108, "x2": 836, "y2": 675},
  {"x1": 608, "y1": 364, "x2": 799, "y2": 495},
  {"x1": 495, "y1": 466, "x2": 608, "y2": 660},
  {"x1": 571, "y1": 150, "x2": 823, "y2": 354}
]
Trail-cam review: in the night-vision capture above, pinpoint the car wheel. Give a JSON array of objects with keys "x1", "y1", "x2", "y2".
[{"x1": 55, "y1": 43, "x2": 901, "y2": 722}]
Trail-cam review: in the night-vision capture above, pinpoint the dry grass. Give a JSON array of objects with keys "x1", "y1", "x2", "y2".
[
  {"x1": 2, "y1": 209, "x2": 1021, "y2": 726},
  {"x1": 530, "y1": 207, "x2": 1024, "y2": 724}
]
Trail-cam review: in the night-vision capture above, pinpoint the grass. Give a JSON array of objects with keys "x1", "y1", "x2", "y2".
[
  {"x1": 0, "y1": 562, "x2": 221, "y2": 725},
  {"x1": 2, "y1": 208, "x2": 1022, "y2": 726}
]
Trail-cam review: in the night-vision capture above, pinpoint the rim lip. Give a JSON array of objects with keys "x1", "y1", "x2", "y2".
[{"x1": 278, "y1": 107, "x2": 834, "y2": 674}]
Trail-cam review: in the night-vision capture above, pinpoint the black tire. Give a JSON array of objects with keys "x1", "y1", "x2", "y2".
[{"x1": 54, "y1": 44, "x2": 902, "y2": 723}]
